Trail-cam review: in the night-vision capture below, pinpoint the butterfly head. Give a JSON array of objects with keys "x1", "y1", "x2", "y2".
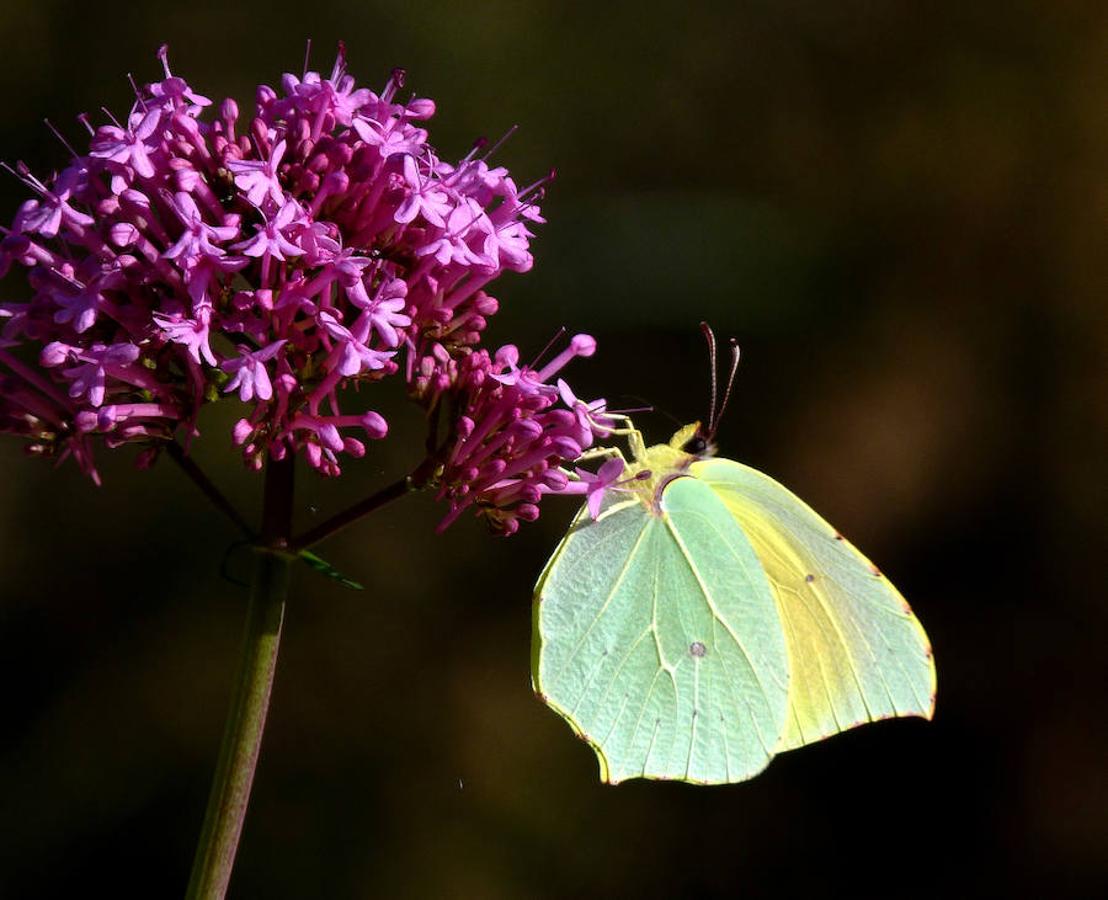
[
  {"x1": 616, "y1": 326, "x2": 739, "y2": 512},
  {"x1": 667, "y1": 421, "x2": 715, "y2": 460}
]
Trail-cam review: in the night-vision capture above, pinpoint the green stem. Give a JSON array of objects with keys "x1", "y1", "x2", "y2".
[
  {"x1": 291, "y1": 472, "x2": 414, "y2": 551},
  {"x1": 290, "y1": 457, "x2": 435, "y2": 551},
  {"x1": 185, "y1": 455, "x2": 295, "y2": 900}
]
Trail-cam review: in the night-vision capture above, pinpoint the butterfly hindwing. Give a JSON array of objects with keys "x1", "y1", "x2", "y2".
[
  {"x1": 532, "y1": 477, "x2": 790, "y2": 784},
  {"x1": 692, "y1": 457, "x2": 936, "y2": 751}
]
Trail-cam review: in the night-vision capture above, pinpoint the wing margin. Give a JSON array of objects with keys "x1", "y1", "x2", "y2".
[{"x1": 693, "y1": 458, "x2": 936, "y2": 752}]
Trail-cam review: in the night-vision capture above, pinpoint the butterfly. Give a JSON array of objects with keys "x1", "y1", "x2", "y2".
[{"x1": 531, "y1": 327, "x2": 935, "y2": 784}]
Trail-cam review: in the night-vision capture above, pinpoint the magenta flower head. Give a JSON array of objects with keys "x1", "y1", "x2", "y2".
[
  {"x1": 435, "y1": 333, "x2": 616, "y2": 535},
  {"x1": 0, "y1": 44, "x2": 595, "y2": 531}
]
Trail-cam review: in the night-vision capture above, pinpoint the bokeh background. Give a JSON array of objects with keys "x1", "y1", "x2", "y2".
[{"x1": 1, "y1": 1, "x2": 1105, "y2": 897}]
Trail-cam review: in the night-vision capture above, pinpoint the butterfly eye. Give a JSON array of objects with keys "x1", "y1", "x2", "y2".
[{"x1": 681, "y1": 435, "x2": 708, "y2": 455}]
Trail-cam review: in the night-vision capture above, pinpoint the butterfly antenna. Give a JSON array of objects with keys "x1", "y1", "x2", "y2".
[
  {"x1": 712, "y1": 338, "x2": 741, "y2": 437},
  {"x1": 700, "y1": 322, "x2": 719, "y2": 435}
]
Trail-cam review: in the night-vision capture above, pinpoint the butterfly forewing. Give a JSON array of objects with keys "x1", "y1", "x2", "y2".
[
  {"x1": 533, "y1": 477, "x2": 789, "y2": 784},
  {"x1": 693, "y1": 458, "x2": 936, "y2": 751}
]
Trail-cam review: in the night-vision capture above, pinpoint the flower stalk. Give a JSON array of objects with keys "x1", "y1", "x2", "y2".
[
  {"x1": 292, "y1": 469, "x2": 419, "y2": 551},
  {"x1": 185, "y1": 455, "x2": 294, "y2": 900},
  {"x1": 166, "y1": 440, "x2": 254, "y2": 539}
]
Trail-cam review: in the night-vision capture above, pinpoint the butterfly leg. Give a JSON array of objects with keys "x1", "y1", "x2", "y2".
[{"x1": 573, "y1": 445, "x2": 628, "y2": 465}]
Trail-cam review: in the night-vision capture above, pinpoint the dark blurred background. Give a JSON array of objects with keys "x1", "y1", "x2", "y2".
[{"x1": 1, "y1": 1, "x2": 1105, "y2": 897}]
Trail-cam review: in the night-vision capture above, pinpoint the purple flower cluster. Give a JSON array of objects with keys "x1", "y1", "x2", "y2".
[
  {"x1": 437, "y1": 334, "x2": 620, "y2": 535},
  {"x1": 0, "y1": 45, "x2": 610, "y2": 531}
]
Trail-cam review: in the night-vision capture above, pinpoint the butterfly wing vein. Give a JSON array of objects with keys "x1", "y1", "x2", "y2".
[{"x1": 534, "y1": 477, "x2": 790, "y2": 784}]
